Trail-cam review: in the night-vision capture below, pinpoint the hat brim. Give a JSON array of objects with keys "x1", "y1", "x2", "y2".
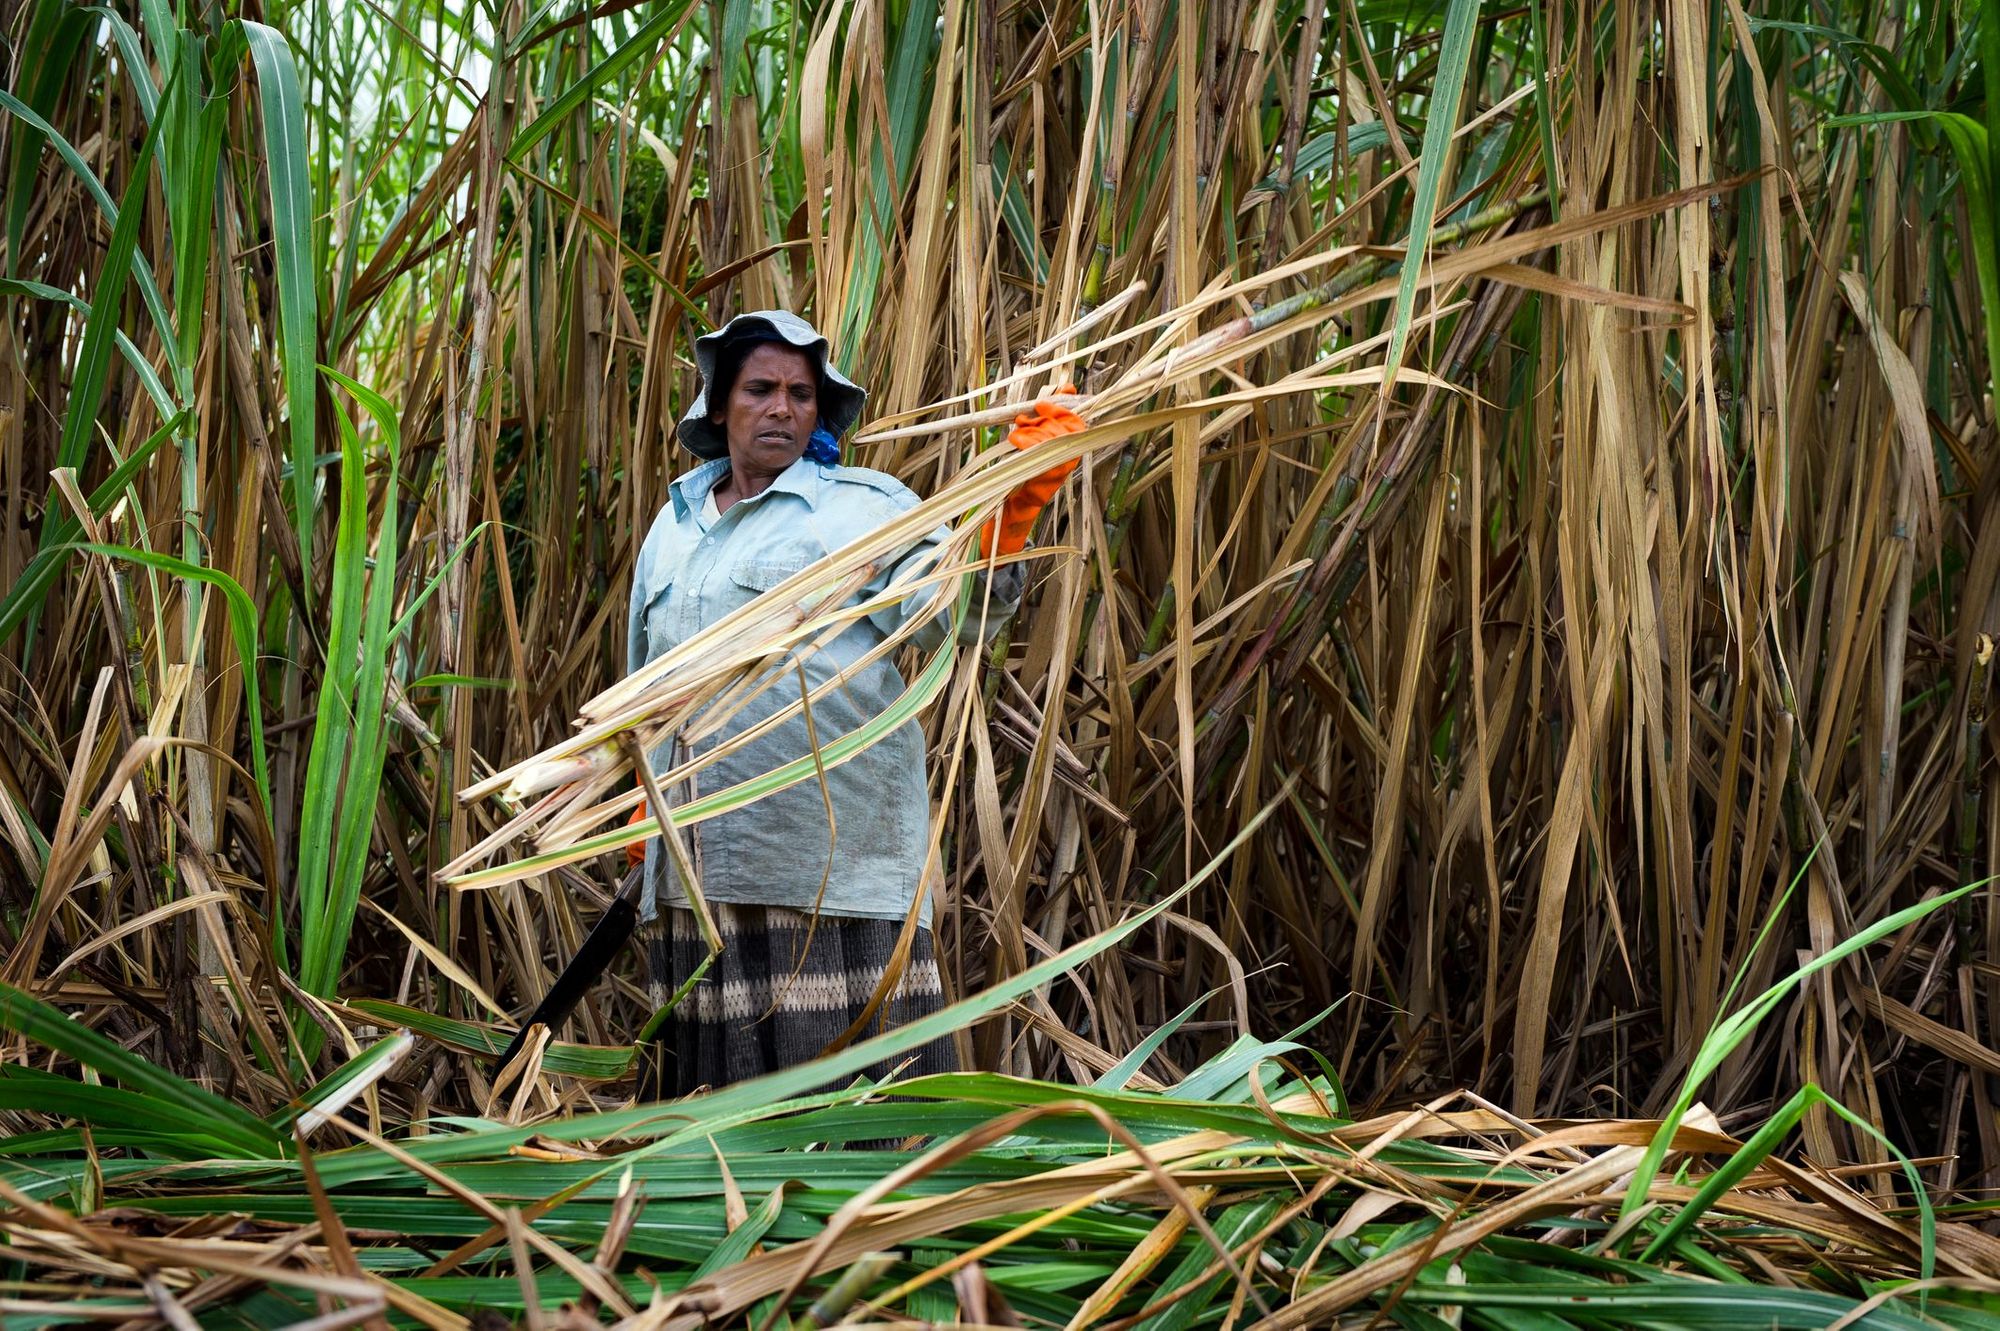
[{"x1": 676, "y1": 311, "x2": 867, "y2": 460}]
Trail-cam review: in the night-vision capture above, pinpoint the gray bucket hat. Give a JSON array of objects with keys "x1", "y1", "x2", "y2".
[{"x1": 677, "y1": 309, "x2": 867, "y2": 460}]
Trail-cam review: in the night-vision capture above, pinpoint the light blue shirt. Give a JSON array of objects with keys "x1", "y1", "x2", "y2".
[{"x1": 627, "y1": 455, "x2": 1022, "y2": 926}]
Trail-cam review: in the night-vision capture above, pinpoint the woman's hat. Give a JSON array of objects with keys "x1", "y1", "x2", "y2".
[{"x1": 677, "y1": 309, "x2": 867, "y2": 460}]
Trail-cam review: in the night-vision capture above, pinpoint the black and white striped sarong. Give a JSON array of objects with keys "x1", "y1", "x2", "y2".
[{"x1": 640, "y1": 902, "x2": 956, "y2": 1098}]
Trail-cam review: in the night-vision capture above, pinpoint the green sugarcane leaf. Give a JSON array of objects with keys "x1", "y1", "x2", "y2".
[
  {"x1": 0, "y1": 981, "x2": 281, "y2": 1156},
  {"x1": 5, "y1": 0, "x2": 92, "y2": 269},
  {"x1": 408, "y1": 674, "x2": 516, "y2": 690},
  {"x1": 1094, "y1": 989, "x2": 1220, "y2": 1090},
  {"x1": 292, "y1": 380, "x2": 380, "y2": 1006},
  {"x1": 1750, "y1": 21, "x2": 1926, "y2": 116},
  {"x1": 720, "y1": 0, "x2": 754, "y2": 96},
  {"x1": 508, "y1": 0, "x2": 699, "y2": 162},
  {"x1": 265, "y1": 1032, "x2": 415, "y2": 1132},
  {"x1": 242, "y1": 21, "x2": 322, "y2": 596},
  {"x1": 1381, "y1": 0, "x2": 1482, "y2": 395},
  {"x1": 389, "y1": 522, "x2": 492, "y2": 644},
  {"x1": 0, "y1": 278, "x2": 178, "y2": 417},
  {"x1": 1621, "y1": 883, "x2": 1971, "y2": 1223},
  {"x1": 42, "y1": 122, "x2": 157, "y2": 518},
  {"x1": 0, "y1": 89, "x2": 182, "y2": 379},
  {"x1": 86, "y1": 7, "x2": 160, "y2": 125},
  {"x1": 1640, "y1": 1082, "x2": 1938, "y2": 1298},
  {"x1": 71, "y1": 542, "x2": 271, "y2": 821},
  {"x1": 1395, "y1": 1280, "x2": 1942, "y2": 1329},
  {"x1": 296, "y1": 369, "x2": 405, "y2": 1016},
  {"x1": 0, "y1": 1066, "x2": 254, "y2": 1157},
  {"x1": 345, "y1": 999, "x2": 637, "y2": 1079},
  {"x1": 690, "y1": 1183, "x2": 790, "y2": 1280},
  {"x1": 311, "y1": 790, "x2": 1289, "y2": 1187},
  {"x1": 0, "y1": 414, "x2": 178, "y2": 646},
  {"x1": 1133, "y1": 1198, "x2": 1280, "y2": 1331}
]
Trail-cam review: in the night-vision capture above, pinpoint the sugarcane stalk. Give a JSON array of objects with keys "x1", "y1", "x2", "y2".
[
  {"x1": 1081, "y1": 165, "x2": 1118, "y2": 313},
  {"x1": 1133, "y1": 580, "x2": 1176, "y2": 702},
  {"x1": 805, "y1": 1253, "x2": 898, "y2": 1327},
  {"x1": 1207, "y1": 272, "x2": 1523, "y2": 729},
  {"x1": 1077, "y1": 442, "x2": 1148, "y2": 645},
  {"x1": 1959, "y1": 634, "x2": 1993, "y2": 951},
  {"x1": 1223, "y1": 186, "x2": 1549, "y2": 349}
]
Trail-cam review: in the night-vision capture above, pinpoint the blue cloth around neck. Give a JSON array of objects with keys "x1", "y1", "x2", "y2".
[{"x1": 805, "y1": 424, "x2": 841, "y2": 465}]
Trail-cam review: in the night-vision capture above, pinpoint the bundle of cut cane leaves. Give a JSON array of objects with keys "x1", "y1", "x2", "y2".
[
  {"x1": 4, "y1": 874, "x2": 1995, "y2": 1328},
  {"x1": 445, "y1": 180, "x2": 1725, "y2": 894},
  {"x1": 4, "y1": 999, "x2": 2000, "y2": 1329}
]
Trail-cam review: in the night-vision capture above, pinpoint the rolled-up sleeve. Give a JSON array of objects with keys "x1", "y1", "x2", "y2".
[{"x1": 862, "y1": 514, "x2": 1025, "y2": 655}]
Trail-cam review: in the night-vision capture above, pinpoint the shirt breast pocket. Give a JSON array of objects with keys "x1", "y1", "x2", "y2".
[{"x1": 727, "y1": 558, "x2": 818, "y2": 621}]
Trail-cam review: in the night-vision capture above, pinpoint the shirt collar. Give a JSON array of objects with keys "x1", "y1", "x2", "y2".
[
  {"x1": 669, "y1": 456, "x2": 730, "y2": 522},
  {"x1": 670, "y1": 454, "x2": 823, "y2": 521}
]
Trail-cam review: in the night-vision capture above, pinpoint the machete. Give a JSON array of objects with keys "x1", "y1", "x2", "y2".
[{"x1": 494, "y1": 863, "x2": 646, "y2": 1073}]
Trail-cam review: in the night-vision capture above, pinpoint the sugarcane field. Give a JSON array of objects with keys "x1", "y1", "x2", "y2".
[{"x1": 9, "y1": 0, "x2": 2000, "y2": 1324}]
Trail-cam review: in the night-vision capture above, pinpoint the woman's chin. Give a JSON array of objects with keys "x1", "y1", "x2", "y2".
[{"x1": 753, "y1": 444, "x2": 806, "y2": 472}]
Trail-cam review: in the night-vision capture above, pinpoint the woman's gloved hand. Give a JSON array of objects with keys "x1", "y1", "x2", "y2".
[{"x1": 980, "y1": 391, "x2": 1087, "y2": 558}]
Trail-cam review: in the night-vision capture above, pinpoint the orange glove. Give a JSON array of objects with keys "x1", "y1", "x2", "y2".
[
  {"x1": 626, "y1": 799, "x2": 649, "y2": 869},
  {"x1": 980, "y1": 394, "x2": 1086, "y2": 558}
]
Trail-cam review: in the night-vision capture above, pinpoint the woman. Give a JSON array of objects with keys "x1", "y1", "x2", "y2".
[{"x1": 627, "y1": 309, "x2": 1083, "y2": 1095}]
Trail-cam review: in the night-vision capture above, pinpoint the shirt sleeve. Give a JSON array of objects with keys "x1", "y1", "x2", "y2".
[
  {"x1": 627, "y1": 563, "x2": 647, "y2": 676},
  {"x1": 628, "y1": 512, "x2": 660, "y2": 676},
  {"x1": 861, "y1": 513, "x2": 1026, "y2": 655}
]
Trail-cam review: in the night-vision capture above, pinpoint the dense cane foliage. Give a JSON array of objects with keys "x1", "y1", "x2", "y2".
[
  {"x1": 4, "y1": 915, "x2": 2000, "y2": 1328},
  {"x1": 6, "y1": 0, "x2": 2000, "y2": 1320}
]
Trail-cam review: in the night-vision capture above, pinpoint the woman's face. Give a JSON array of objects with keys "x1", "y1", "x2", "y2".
[{"x1": 713, "y1": 343, "x2": 819, "y2": 479}]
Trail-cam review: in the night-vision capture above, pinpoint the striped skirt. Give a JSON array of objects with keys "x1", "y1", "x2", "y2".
[{"x1": 640, "y1": 902, "x2": 957, "y2": 1098}]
